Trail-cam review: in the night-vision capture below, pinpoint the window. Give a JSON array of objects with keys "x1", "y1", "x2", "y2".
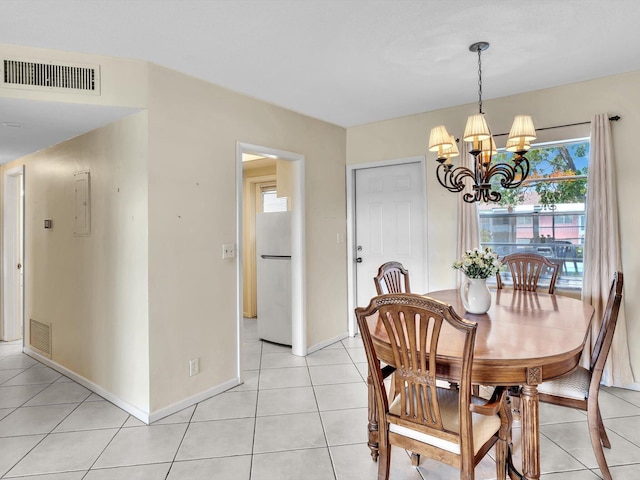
[
  {"x1": 261, "y1": 189, "x2": 288, "y2": 213},
  {"x1": 479, "y1": 139, "x2": 589, "y2": 290}
]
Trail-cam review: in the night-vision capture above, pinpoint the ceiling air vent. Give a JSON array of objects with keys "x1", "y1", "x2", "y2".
[{"x1": 2, "y1": 59, "x2": 100, "y2": 95}]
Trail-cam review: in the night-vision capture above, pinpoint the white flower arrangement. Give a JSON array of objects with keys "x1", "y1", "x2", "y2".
[{"x1": 452, "y1": 247, "x2": 502, "y2": 279}]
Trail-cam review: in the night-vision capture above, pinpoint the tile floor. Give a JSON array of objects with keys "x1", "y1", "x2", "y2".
[{"x1": 1, "y1": 319, "x2": 640, "y2": 479}]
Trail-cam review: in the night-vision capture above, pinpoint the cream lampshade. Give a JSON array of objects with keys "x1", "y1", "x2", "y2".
[
  {"x1": 463, "y1": 113, "x2": 491, "y2": 150},
  {"x1": 479, "y1": 136, "x2": 497, "y2": 164},
  {"x1": 442, "y1": 134, "x2": 459, "y2": 164},
  {"x1": 507, "y1": 115, "x2": 536, "y2": 152},
  {"x1": 429, "y1": 125, "x2": 453, "y2": 158}
]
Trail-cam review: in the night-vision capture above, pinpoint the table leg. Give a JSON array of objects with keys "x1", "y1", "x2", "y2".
[{"x1": 520, "y1": 384, "x2": 541, "y2": 480}]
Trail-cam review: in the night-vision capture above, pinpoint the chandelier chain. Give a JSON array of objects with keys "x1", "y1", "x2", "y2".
[{"x1": 477, "y1": 47, "x2": 483, "y2": 114}]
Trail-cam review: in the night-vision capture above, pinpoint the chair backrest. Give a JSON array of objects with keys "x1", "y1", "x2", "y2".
[
  {"x1": 374, "y1": 262, "x2": 411, "y2": 295},
  {"x1": 589, "y1": 272, "x2": 624, "y2": 381},
  {"x1": 497, "y1": 252, "x2": 559, "y2": 294},
  {"x1": 355, "y1": 294, "x2": 477, "y2": 450}
]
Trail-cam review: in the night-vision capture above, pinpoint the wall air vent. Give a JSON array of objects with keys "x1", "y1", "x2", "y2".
[
  {"x1": 29, "y1": 318, "x2": 52, "y2": 358},
  {"x1": 2, "y1": 59, "x2": 100, "y2": 95}
]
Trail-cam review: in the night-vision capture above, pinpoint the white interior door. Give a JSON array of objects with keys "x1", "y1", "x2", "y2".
[
  {"x1": 2, "y1": 166, "x2": 25, "y2": 342},
  {"x1": 354, "y1": 161, "x2": 426, "y2": 308}
]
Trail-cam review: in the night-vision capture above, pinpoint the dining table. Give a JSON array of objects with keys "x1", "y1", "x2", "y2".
[{"x1": 364, "y1": 287, "x2": 595, "y2": 480}]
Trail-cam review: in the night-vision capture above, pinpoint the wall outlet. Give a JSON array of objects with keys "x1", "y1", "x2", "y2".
[
  {"x1": 222, "y1": 243, "x2": 235, "y2": 259},
  {"x1": 189, "y1": 358, "x2": 200, "y2": 376}
]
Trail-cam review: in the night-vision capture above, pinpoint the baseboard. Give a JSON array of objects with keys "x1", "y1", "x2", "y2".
[
  {"x1": 24, "y1": 346, "x2": 241, "y2": 425},
  {"x1": 307, "y1": 331, "x2": 349, "y2": 354},
  {"x1": 147, "y1": 377, "x2": 240, "y2": 424},
  {"x1": 24, "y1": 347, "x2": 151, "y2": 423},
  {"x1": 620, "y1": 382, "x2": 640, "y2": 391}
]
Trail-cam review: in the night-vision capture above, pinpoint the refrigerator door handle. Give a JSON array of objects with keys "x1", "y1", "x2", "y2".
[{"x1": 260, "y1": 255, "x2": 292, "y2": 259}]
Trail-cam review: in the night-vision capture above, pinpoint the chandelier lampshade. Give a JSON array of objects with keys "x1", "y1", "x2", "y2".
[
  {"x1": 507, "y1": 114, "x2": 537, "y2": 153},
  {"x1": 506, "y1": 136, "x2": 532, "y2": 153},
  {"x1": 428, "y1": 125, "x2": 453, "y2": 157},
  {"x1": 463, "y1": 114, "x2": 491, "y2": 148},
  {"x1": 443, "y1": 134, "x2": 460, "y2": 160},
  {"x1": 429, "y1": 42, "x2": 535, "y2": 203},
  {"x1": 479, "y1": 136, "x2": 497, "y2": 164}
]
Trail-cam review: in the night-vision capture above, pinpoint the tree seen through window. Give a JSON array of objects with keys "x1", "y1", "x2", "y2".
[{"x1": 479, "y1": 139, "x2": 589, "y2": 290}]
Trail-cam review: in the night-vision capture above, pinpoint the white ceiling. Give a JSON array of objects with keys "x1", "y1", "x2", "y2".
[
  {"x1": 0, "y1": 98, "x2": 140, "y2": 164},
  {"x1": 1, "y1": 0, "x2": 640, "y2": 163}
]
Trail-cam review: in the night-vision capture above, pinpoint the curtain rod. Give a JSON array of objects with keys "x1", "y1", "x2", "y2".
[{"x1": 493, "y1": 115, "x2": 621, "y2": 138}]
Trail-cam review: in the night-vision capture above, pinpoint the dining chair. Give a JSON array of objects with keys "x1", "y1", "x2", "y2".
[
  {"x1": 374, "y1": 261, "x2": 411, "y2": 294},
  {"x1": 537, "y1": 271, "x2": 623, "y2": 480},
  {"x1": 355, "y1": 293, "x2": 511, "y2": 480},
  {"x1": 373, "y1": 262, "x2": 420, "y2": 462},
  {"x1": 496, "y1": 252, "x2": 560, "y2": 415},
  {"x1": 497, "y1": 252, "x2": 560, "y2": 294}
]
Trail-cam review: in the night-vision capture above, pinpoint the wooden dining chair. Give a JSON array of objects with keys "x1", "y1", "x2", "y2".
[
  {"x1": 537, "y1": 271, "x2": 623, "y2": 480},
  {"x1": 374, "y1": 261, "x2": 411, "y2": 294},
  {"x1": 497, "y1": 252, "x2": 560, "y2": 294},
  {"x1": 355, "y1": 293, "x2": 511, "y2": 480}
]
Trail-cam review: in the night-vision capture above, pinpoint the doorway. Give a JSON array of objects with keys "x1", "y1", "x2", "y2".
[
  {"x1": 236, "y1": 142, "x2": 306, "y2": 380},
  {"x1": 242, "y1": 172, "x2": 278, "y2": 319},
  {"x1": 2, "y1": 166, "x2": 25, "y2": 342},
  {"x1": 346, "y1": 157, "x2": 428, "y2": 335}
]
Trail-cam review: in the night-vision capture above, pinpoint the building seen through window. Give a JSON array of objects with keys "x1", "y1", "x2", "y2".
[{"x1": 479, "y1": 139, "x2": 589, "y2": 290}]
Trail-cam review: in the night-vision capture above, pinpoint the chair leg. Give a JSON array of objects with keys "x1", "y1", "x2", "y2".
[
  {"x1": 495, "y1": 437, "x2": 507, "y2": 480},
  {"x1": 587, "y1": 401, "x2": 612, "y2": 480},
  {"x1": 410, "y1": 452, "x2": 420, "y2": 466},
  {"x1": 460, "y1": 456, "x2": 475, "y2": 480},
  {"x1": 377, "y1": 435, "x2": 391, "y2": 480},
  {"x1": 597, "y1": 406, "x2": 611, "y2": 449},
  {"x1": 497, "y1": 393, "x2": 513, "y2": 480}
]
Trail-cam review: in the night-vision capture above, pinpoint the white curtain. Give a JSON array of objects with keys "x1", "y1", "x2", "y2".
[
  {"x1": 456, "y1": 140, "x2": 480, "y2": 287},
  {"x1": 582, "y1": 113, "x2": 634, "y2": 387}
]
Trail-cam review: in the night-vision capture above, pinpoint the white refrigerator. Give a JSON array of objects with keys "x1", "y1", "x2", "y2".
[{"x1": 256, "y1": 211, "x2": 292, "y2": 345}]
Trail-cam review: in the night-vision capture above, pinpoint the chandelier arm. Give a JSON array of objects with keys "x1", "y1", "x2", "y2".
[
  {"x1": 512, "y1": 157, "x2": 530, "y2": 186},
  {"x1": 485, "y1": 158, "x2": 530, "y2": 189},
  {"x1": 463, "y1": 190, "x2": 480, "y2": 203},
  {"x1": 436, "y1": 163, "x2": 476, "y2": 193}
]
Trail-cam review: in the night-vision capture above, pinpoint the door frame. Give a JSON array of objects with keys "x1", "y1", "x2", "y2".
[
  {"x1": 236, "y1": 142, "x2": 307, "y2": 378},
  {"x1": 346, "y1": 156, "x2": 428, "y2": 336},
  {"x1": 2, "y1": 165, "x2": 25, "y2": 343}
]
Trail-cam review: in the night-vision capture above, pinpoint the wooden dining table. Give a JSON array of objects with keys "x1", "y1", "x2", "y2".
[{"x1": 365, "y1": 288, "x2": 595, "y2": 480}]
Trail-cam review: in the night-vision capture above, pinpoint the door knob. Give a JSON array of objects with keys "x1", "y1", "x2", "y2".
[{"x1": 355, "y1": 257, "x2": 363, "y2": 263}]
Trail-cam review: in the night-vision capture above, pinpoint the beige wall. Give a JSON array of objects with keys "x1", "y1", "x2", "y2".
[
  {"x1": 146, "y1": 64, "x2": 347, "y2": 411},
  {"x1": 3, "y1": 112, "x2": 151, "y2": 411},
  {"x1": 346, "y1": 71, "x2": 640, "y2": 381},
  {"x1": 1, "y1": 45, "x2": 348, "y2": 417}
]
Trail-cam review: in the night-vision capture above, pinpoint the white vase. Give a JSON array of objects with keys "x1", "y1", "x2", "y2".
[{"x1": 460, "y1": 277, "x2": 492, "y2": 314}]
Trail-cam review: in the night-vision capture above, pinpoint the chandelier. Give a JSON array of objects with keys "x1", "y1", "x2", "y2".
[{"x1": 428, "y1": 42, "x2": 536, "y2": 203}]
